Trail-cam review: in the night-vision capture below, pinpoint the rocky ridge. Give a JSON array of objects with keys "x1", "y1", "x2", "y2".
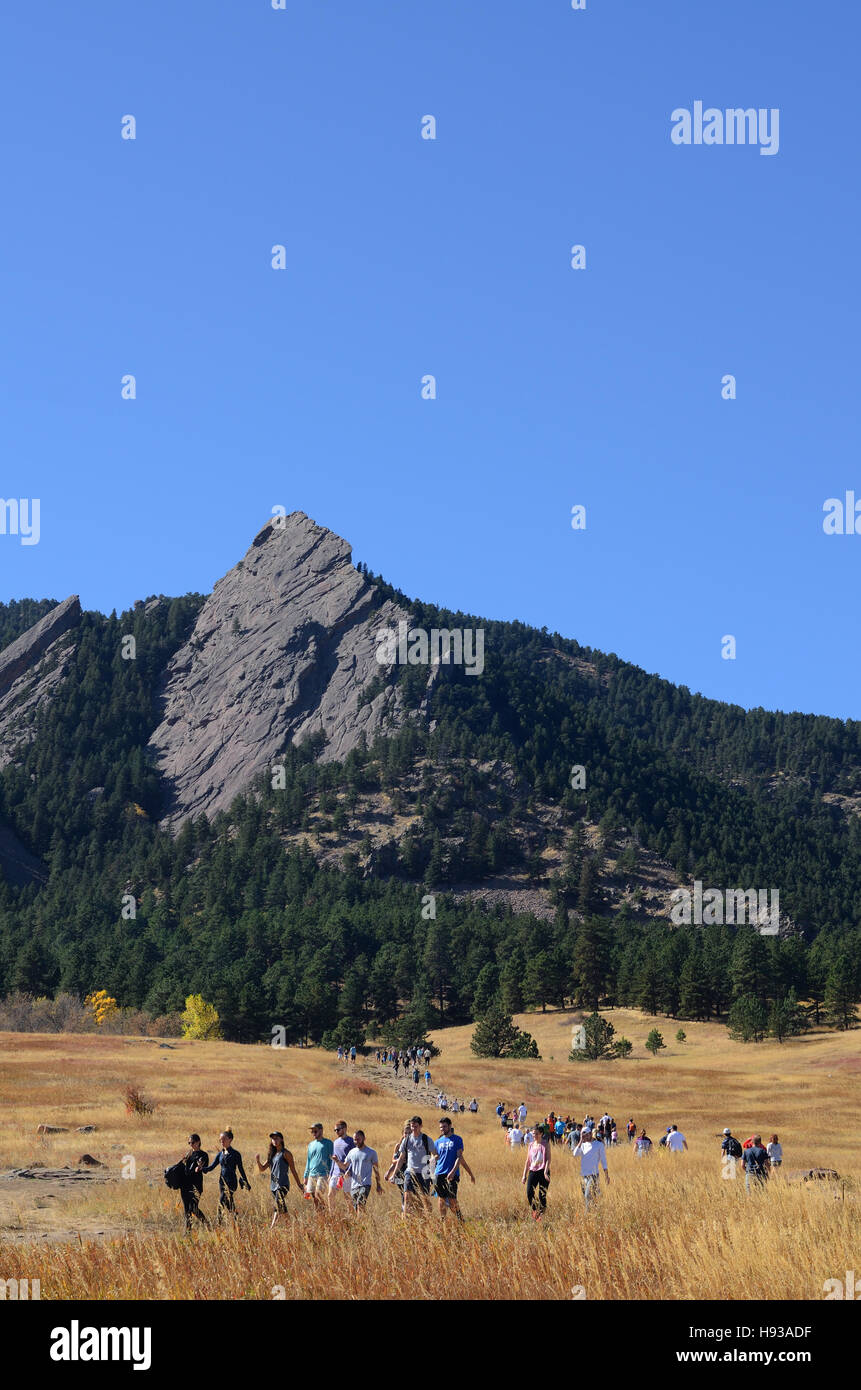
[{"x1": 148, "y1": 512, "x2": 414, "y2": 826}]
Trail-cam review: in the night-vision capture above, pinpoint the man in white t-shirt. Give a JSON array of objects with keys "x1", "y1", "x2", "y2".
[
  {"x1": 518, "y1": 1103, "x2": 528, "y2": 1125},
  {"x1": 507, "y1": 1124, "x2": 524, "y2": 1147},
  {"x1": 571, "y1": 1134, "x2": 609, "y2": 1210},
  {"x1": 665, "y1": 1124, "x2": 688, "y2": 1152}
]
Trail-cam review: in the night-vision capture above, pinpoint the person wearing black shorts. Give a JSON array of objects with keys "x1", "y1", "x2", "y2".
[
  {"x1": 432, "y1": 1115, "x2": 475, "y2": 1222},
  {"x1": 392, "y1": 1116, "x2": 435, "y2": 1216},
  {"x1": 256, "y1": 1131, "x2": 301, "y2": 1228}
]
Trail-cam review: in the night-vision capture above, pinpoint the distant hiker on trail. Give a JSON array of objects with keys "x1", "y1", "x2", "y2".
[
  {"x1": 433, "y1": 1115, "x2": 475, "y2": 1223},
  {"x1": 255, "y1": 1131, "x2": 300, "y2": 1228},
  {"x1": 522, "y1": 1123, "x2": 551, "y2": 1221},
  {"x1": 328, "y1": 1119, "x2": 354, "y2": 1210},
  {"x1": 767, "y1": 1134, "x2": 783, "y2": 1169},
  {"x1": 720, "y1": 1128, "x2": 742, "y2": 1174},
  {"x1": 177, "y1": 1133, "x2": 210, "y2": 1232},
  {"x1": 337, "y1": 1046, "x2": 344, "y2": 1063},
  {"x1": 424, "y1": 1068, "x2": 432, "y2": 1088},
  {"x1": 634, "y1": 1127, "x2": 652, "y2": 1157},
  {"x1": 412, "y1": 1066, "x2": 420, "y2": 1088},
  {"x1": 665, "y1": 1125, "x2": 688, "y2": 1153},
  {"x1": 626, "y1": 1118, "x2": 636, "y2": 1143},
  {"x1": 659, "y1": 1127, "x2": 671, "y2": 1148},
  {"x1": 204, "y1": 1130, "x2": 250, "y2": 1221},
  {"x1": 507, "y1": 1123, "x2": 524, "y2": 1148},
  {"x1": 350, "y1": 1045, "x2": 357, "y2": 1065},
  {"x1": 393, "y1": 1055, "x2": 400, "y2": 1078},
  {"x1": 303, "y1": 1123, "x2": 334, "y2": 1213},
  {"x1": 518, "y1": 1102, "x2": 528, "y2": 1125},
  {"x1": 469, "y1": 1098, "x2": 478, "y2": 1113},
  {"x1": 571, "y1": 1129, "x2": 609, "y2": 1211},
  {"x1": 333, "y1": 1130, "x2": 382, "y2": 1212},
  {"x1": 743, "y1": 1135, "x2": 770, "y2": 1193}
]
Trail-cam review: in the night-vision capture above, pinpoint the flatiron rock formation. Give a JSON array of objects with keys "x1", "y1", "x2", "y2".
[{"x1": 148, "y1": 512, "x2": 412, "y2": 826}]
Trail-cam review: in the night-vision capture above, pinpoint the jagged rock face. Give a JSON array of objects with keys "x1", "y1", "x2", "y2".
[
  {"x1": 148, "y1": 512, "x2": 412, "y2": 827},
  {"x1": 0, "y1": 595, "x2": 81, "y2": 885},
  {"x1": 0, "y1": 596, "x2": 81, "y2": 770}
]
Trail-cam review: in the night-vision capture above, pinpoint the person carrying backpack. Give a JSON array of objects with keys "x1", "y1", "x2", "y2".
[
  {"x1": 721, "y1": 1127, "x2": 743, "y2": 1177},
  {"x1": 166, "y1": 1133, "x2": 210, "y2": 1232},
  {"x1": 390, "y1": 1115, "x2": 435, "y2": 1216}
]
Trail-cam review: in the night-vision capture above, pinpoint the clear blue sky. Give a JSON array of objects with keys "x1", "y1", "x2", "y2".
[{"x1": 1, "y1": 1, "x2": 858, "y2": 718}]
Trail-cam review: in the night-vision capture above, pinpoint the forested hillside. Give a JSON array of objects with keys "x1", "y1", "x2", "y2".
[{"x1": 0, "y1": 555, "x2": 858, "y2": 1045}]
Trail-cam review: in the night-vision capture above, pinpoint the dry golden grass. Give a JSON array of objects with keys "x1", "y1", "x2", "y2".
[{"x1": 0, "y1": 1011, "x2": 858, "y2": 1300}]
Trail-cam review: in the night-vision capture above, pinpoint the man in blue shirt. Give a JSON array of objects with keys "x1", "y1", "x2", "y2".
[
  {"x1": 433, "y1": 1115, "x2": 476, "y2": 1223},
  {"x1": 303, "y1": 1123, "x2": 335, "y2": 1213},
  {"x1": 742, "y1": 1135, "x2": 771, "y2": 1193}
]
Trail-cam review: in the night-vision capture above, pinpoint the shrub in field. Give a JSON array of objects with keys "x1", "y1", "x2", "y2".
[
  {"x1": 613, "y1": 1036, "x2": 633, "y2": 1058},
  {"x1": 570, "y1": 1011, "x2": 616, "y2": 1061},
  {"x1": 645, "y1": 1028, "x2": 666, "y2": 1057},
  {"x1": 181, "y1": 994, "x2": 222, "y2": 1041},
  {"x1": 124, "y1": 1085, "x2": 155, "y2": 1117},
  {"x1": 470, "y1": 1003, "x2": 540, "y2": 1059}
]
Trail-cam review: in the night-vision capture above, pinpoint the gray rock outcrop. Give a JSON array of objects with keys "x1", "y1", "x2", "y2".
[
  {"x1": 148, "y1": 512, "x2": 413, "y2": 826},
  {"x1": 0, "y1": 596, "x2": 81, "y2": 768}
]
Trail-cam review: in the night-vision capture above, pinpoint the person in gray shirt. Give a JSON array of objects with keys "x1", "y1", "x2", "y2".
[{"x1": 255, "y1": 1131, "x2": 301, "y2": 1228}]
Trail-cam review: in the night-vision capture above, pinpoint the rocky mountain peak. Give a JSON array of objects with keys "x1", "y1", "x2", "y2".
[{"x1": 148, "y1": 512, "x2": 413, "y2": 827}]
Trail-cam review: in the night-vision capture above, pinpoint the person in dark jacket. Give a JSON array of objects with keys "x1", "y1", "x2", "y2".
[
  {"x1": 179, "y1": 1133, "x2": 210, "y2": 1231},
  {"x1": 255, "y1": 1131, "x2": 301, "y2": 1228},
  {"x1": 204, "y1": 1129, "x2": 250, "y2": 1220}
]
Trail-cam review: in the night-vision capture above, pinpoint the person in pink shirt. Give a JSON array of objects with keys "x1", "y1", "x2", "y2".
[{"x1": 521, "y1": 1122, "x2": 551, "y2": 1221}]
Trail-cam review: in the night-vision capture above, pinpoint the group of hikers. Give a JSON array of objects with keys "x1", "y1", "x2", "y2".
[
  {"x1": 435, "y1": 1093, "x2": 478, "y2": 1113},
  {"x1": 166, "y1": 1077, "x2": 788, "y2": 1230},
  {"x1": 166, "y1": 1114, "x2": 476, "y2": 1231}
]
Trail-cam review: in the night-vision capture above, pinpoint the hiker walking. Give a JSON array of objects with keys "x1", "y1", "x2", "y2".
[
  {"x1": 720, "y1": 1127, "x2": 742, "y2": 1179},
  {"x1": 176, "y1": 1133, "x2": 210, "y2": 1231},
  {"x1": 328, "y1": 1119, "x2": 355, "y2": 1210},
  {"x1": 665, "y1": 1124, "x2": 688, "y2": 1153},
  {"x1": 571, "y1": 1128, "x2": 610, "y2": 1211},
  {"x1": 432, "y1": 1115, "x2": 475, "y2": 1223},
  {"x1": 303, "y1": 1123, "x2": 334, "y2": 1213},
  {"x1": 767, "y1": 1134, "x2": 782, "y2": 1169},
  {"x1": 390, "y1": 1115, "x2": 435, "y2": 1216},
  {"x1": 633, "y1": 1127, "x2": 652, "y2": 1157},
  {"x1": 522, "y1": 1123, "x2": 551, "y2": 1221},
  {"x1": 742, "y1": 1135, "x2": 771, "y2": 1193},
  {"x1": 333, "y1": 1130, "x2": 382, "y2": 1213},
  {"x1": 255, "y1": 1131, "x2": 301, "y2": 1228},
  {"x1": 204, "y1": 1130, "x2": 250, "y2": 1221}
]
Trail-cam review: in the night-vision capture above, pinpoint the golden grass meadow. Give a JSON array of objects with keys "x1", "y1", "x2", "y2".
[{"x1": 0, "y1": 1007, "x2": 858, "y2": 1301}]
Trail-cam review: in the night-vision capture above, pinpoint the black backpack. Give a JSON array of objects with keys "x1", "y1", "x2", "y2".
[
  {"x1": 164, "y1": 1161, "x2": 187, "y2": 1190},
  {"x1": 724, "y1": 1136, "x2": 742, "y2": 1159}
]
